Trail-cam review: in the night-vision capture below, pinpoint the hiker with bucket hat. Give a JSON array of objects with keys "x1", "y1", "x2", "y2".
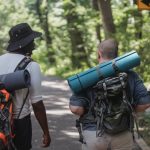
[{"x1": 0, "y1": 23, "x2": 51, "y2": 150}]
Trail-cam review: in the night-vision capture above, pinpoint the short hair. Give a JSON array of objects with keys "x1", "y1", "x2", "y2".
[{"x1": 98, "y1": 39, "x2": 118, "y2": 59}]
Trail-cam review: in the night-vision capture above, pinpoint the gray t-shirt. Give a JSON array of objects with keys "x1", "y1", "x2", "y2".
[{"x1": 0, "y1": 53, "x2": 43, "y2": 119}]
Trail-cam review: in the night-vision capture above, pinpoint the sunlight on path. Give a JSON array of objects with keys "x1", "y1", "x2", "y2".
[
  {"x1": 42, "y1": 80, "x2": 69, "y2": 91},
  {"x1": 31, "y1": 76, "x2": 81, "y2": 150}
]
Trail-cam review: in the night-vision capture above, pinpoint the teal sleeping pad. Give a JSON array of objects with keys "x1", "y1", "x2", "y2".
[{"x1": 67, "y1": 51, "x2": 140, "y2": 93}]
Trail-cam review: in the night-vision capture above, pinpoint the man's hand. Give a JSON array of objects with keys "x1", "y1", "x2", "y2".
[
  {"x1": 135, "y1": 104, "x2": 150, "y2": 112},
  {"x1": 42, "y1": 133, "x2": 51, "y2": 147}
]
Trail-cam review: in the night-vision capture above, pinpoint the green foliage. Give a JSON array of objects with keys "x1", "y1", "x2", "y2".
[
  {"x1": 0, "y1": 0, "x2": 149, "y2": 82},
  {"x1": 112, "y1": 2, "x2": 150, "y2": 82},
  {"x1": 138, "y1": 112, "x2": 150, "y2": 146}
]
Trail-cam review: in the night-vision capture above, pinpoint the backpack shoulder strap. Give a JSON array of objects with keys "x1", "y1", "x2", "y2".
[
  {"x1": 14, "y1": 57, "x2": 32, "y2": 71},
  {"x1": 14, "y1": 57, "x2": 32, "y2": 119}
]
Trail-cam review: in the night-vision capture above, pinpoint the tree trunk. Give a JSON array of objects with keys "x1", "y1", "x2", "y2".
[
  {"x1": 134, "y1": 12, "x2": 143, "y2": 39},
  {"x1": 133, "y1": 0, "x2": 143, "y2": 39},
  {"x1": 64, "y1": 1, "x2": 90, "y2": 68},
  {"x1": 98, "y1": 0, "x2": 116, "y2": 38},
  {"x1": 35, "y1": 0, "x2": 55, "y2": 64},
  {"x1": 92, "y1": 0, "x2": 102, "y2": 42}
]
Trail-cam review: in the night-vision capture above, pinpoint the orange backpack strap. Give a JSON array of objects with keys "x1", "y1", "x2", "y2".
[
  {"x1": 0, "y1": 89, "x2": 10, "y2": 101},
  {"x1": 0, "y1": 89, "x2": 11, "y2": 110},
  {"x1": 0, "y1": 89, "x2": 13, "y2": 146},
  {"x1": 0, "y1": 132, "x2": 7, "y2": 145}
]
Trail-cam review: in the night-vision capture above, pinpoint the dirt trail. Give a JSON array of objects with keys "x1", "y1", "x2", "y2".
[{"x1": 31, "y1": 76, "x2": 81, "y2": 150}]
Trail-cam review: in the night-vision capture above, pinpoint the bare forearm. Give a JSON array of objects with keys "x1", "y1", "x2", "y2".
[
  {"x1": 32, "y1": 100, "x2": 51, "y2": 147},
  {"x1": 32, "y1": 101, "x2": 49, "y2": 135}
]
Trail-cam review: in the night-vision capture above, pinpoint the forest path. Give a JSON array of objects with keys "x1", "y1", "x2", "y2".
[{"x1": 31, "y1": 75, "x2": 81, "y2": 150}]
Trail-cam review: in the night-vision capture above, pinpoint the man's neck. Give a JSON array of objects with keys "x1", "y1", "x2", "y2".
[
  {"x1": 99, "y1": 58, "x2": 111, "y2": 64},
  {"x1": 9, "y1": 52, "x2": 32, "y2": 57}
]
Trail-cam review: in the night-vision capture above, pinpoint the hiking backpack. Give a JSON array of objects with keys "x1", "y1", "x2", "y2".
[
  {"x1": 77, "y1": 72, "x2": 139, "y2": 141},
  {"x1": 0, "y1": 57, "x2": 32, "y2": 150},
  {"x1": 89, "y1": 72, "x2": 137, "y2": 137}
]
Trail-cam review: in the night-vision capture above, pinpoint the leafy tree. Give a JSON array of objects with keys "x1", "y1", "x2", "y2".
[
  {"x1": 0, "y1": 0, "x2": 149, "y2": 81},
  {"x1": 63, "y1": 0, "x2": 91, "y2": 68}
]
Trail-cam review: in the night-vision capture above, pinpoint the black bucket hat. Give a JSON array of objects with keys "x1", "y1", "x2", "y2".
[{"x1": 7, "y1": 23, "x2": 42, "y2": 52}]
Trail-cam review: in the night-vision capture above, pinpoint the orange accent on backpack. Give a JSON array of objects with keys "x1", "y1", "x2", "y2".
[
  {"x1": 1, "y1": 89, "x2": 10, "y2": 101},
  {"x1": 0, "y1": 132, "x2": 7, "y2": 145},
  {"x1": 0, "y1": 89, "x2": 13, "y2": 146}
]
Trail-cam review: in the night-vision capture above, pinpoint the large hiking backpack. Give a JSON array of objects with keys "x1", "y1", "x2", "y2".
[
  {"x1": 88, "y1": 72, "x2": 136, "y2": 136},
  {"x1": 0, "y1": 88, "x2": 14, "y2": 150},
  {"x1": 0, "y1": 57, "x2": 31, "y2": 150}
]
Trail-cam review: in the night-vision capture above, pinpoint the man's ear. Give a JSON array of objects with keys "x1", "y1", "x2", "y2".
[{"x1": 98, "y1": 50, "x2": 102, "y2": 61}]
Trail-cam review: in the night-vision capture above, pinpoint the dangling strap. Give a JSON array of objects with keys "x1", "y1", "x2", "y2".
[
  {"x1": 119, "y1": 75, "x2": 140, "y2": 138},
  {"x1": 112, "y1": 60, "x2": 119, "y2": 74},
  {"x1": 96, "y1": 103, "x2": 105, "y2": 137},
  {"x1": 88, "y1": 89, "x2": 97, "y2": 117},
  {"x1": 94, "y1": 80, "x2": 109, "y2": 137},
  {"x1": 17, "y1": 88, "x2": 29, "y2": 119},
  {"x1": 102, "y1": 81, "x2": 110, "y2": 112},
  {"x1": 96, "y1": 66, "x2": 104, "y2": 80},
  {"x1": 76, "y1": 119, "x2": 86, "y2": 144},
  {"x1": 76, "y1": 74, "x2": 84, "y2": 91}
]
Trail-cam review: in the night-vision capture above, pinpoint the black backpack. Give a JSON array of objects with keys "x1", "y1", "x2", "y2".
[
  {"x1": 76, "y1": 72, "x2": 140, "y2": 143},
  {"x1": 0, "y1": 57, "x2": 32, "y2": 150},
  {"x1": 88, "y1": 72, "x2": 136, "y2": 136}
]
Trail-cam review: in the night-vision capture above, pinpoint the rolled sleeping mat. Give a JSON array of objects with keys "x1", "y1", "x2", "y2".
[
  {"x1": 67, "y1": 51, "x2": 140, "y2": 94},
  {"x1": 0, "y1": 69, "x2": 30, "y2": 92}
]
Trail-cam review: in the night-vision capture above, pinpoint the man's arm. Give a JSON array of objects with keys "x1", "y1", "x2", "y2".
[
  {"x1": 135, "y1": 104, "x2": 150, "y2": 112},
  {"x1": 32, "y1": 100, "x2": 51, "y2": 147},
  {"x1": 131, "y1": 72, "x2": 150, "y2": 112},
  {"x1": 28, "y1": 62, "x2": 51, "y2": 147}
]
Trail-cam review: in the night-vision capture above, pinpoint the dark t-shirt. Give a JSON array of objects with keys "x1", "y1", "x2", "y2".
[{"x1": 70, "y1": 71, "x2": 150, "y2": 130}]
